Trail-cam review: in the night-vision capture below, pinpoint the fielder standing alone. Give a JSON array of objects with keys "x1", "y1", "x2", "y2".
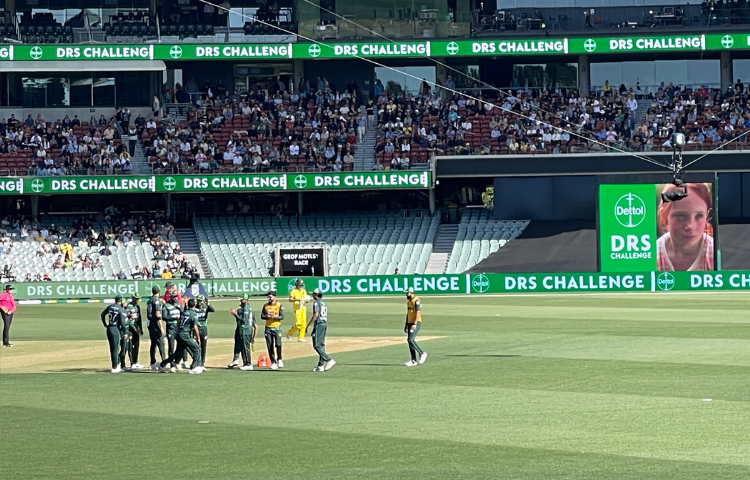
[{"x1": 404, "y1": 288, "x2": 427, "y2": 367}]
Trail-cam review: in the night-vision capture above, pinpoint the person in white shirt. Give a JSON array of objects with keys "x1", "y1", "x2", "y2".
[
  {"x1": 146, "y1": 119, "x2": 157, "y2": 129},
  {"x1": 223, "y1": 150, "x2": 235, "y2": 162},
  {"x1": 289, "y1": 142, "x2": 300, "y2": 156},
  {"x1": 391, "y1": 154, "x2": 402, "y2": 170},
  {"x1": 626, "y1": 96, "x2": 638, "y2": 113}
]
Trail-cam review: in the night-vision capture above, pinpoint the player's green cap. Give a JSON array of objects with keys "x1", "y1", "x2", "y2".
[
  {"x1": 132, "y1": 293, "x2": 141, "y2": 299},
  {"x1": 313, "y1": 288, "x2": 322, "y2": 295},
  {"x1": 241, "y1": 293, "x2": 250, "y2": 299},
  {"x1": 196, "y1": 294, "x2": 205, "y2": 301},
  {"x1": 404, "y1": 287, "x2": 415, "y2": 294},
  {"x1": 114, "y1": 294, "x2": 123, "y2": 302}
]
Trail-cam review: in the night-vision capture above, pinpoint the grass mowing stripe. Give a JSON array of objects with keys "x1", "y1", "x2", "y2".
[
  {"x1": 5, "y1": 407, "x2": 750, "y2": 480},
  {"x1": 4, "y1": 368, "x2": 750, "y2": 466}
]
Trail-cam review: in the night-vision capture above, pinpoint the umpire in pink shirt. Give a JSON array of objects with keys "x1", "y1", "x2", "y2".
[{"x1": 1, "y1": 284, "x2": 17, "y2": 347}]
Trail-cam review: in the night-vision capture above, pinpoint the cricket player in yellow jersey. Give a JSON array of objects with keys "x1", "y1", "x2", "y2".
[
  {"x1": 262, "y1": 291, "x2": 285, "y2": 370},
  {"x1": 404, "y1": 287, "x2": 427, "y2": 367},
  {"x1": 287, "y1": 279, "x2": 308, "y2": 342}
]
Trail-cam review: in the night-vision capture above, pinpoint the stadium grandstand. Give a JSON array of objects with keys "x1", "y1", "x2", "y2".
[{"x1": 1, "y1": 0, "x2": 750, "y2": 288}]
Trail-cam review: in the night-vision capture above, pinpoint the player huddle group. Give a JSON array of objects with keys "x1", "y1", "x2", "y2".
[{"x1": 100, "y1": 279, "x2": 339, "y2": 374}]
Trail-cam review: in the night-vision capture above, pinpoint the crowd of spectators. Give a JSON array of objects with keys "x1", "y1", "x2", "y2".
[
  {"x1": 0, "y1": 208, "x2": 198, "y2": 282},
  {"x1": 144, "y1": 76, "x2": 362, "y2": 173},
  {"x1": 0, "y1": 110, "x2": 135, "y2": 176},
  {"x1": 373, "y1": 77, "x2": 750, "y2": 164},
  {"x1": 4, "y1": 76, "x2": 750, "y2": 177}
]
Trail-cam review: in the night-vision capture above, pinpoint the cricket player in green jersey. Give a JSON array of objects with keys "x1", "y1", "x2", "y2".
[
  {"x1": 161, "y1": 295, "x2": 183, "y2": 369},
  {"x1": 195, "y1": 295, "x2": 215, "y2": 367},
  {"x1": 306, "y1": 288, "x2": 335, "y2": 372},
  {"x1": 101, "y1": 295, "x2": 128, "y2": 373},
  {"x1": 159, "y1": 298, "x2": 203, "y2": 374},
  {"x1": 227, "y1": 293, "x2": 257, "y2": 371},
  {"x1": 146, "y1": 286, "x2": 166, "y2": 370},
  {"x1": 124, "y1": 293, "x2": 144, "y2": 370}
]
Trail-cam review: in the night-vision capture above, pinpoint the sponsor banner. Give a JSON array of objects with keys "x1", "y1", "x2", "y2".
[
  {"x1": 293, "y1": 41, "x2": 430, "y2": 59},
  {"x1": 25, "y1": 176, "x2": 157, "y2": 195},
  {"x1": 433, "y1": 39, "x2": 568, "y2": 57},
  {"x1": 206, "y1": 278, "x2": 277, "y2": 296},
  {"x1": 6, "y1": 171, "x2": 431, "y2": 195},
  {"x1": 3, "y1": 34, "x2": 749, "y2": 64},
  {"x1": 476, "y1": 272, "x2": 651, "y2": 293},
  {"x1": 15, "y1": 45, "x2": 154, "y2": 61},
  {"x1": 14, "y1": 272, "x2": 750, "y2": 299},
  {"x1": 153, "y1": 43, "x2": 292, "y2": 60},
  {"x1": 279, "y1": 275, "x2": 466, "y2": 296},
  {"x1": 15, "y1": 279, "x2": 187, "y2": 300},
  {"x1": 599, "y1": 184, "x2": 657, "y2": 272},
  {"x1": 569, "y1": 35, "x2": 706, "y2": 54}
]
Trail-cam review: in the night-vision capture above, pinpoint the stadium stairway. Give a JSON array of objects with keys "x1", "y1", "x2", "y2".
[
  {"x1": 424, "y1": 224, "x2": 458, "y2": 274},
  {"x1": 175, "y1": 228, "x2": 212, "y2": 278},
  {"x1": 131, "y1": 144, "x2": 154, "y2": 175},
  {"x1": 634, "y1": 102, "x2": 650, "y2": 125},
  {"x1": 357, "y1": 124, "x2": 377, "y2": 171}
]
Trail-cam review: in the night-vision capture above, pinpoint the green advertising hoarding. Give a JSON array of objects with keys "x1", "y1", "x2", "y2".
[
  {"x1": 15, "y1": 271, "x2": 750, "y2": 300},
  {"x1": 292, "y1": 41, "x2": 430, "y2": 59},
  {"x1": 9, "y1": 171, "x2": 431, "y2": 195},
  {"x1": 15, "y1": 278, "x2": 274, "y2": 300},
  {"x1": 153, "y1": 43, "x2": 293, "y2": 60},
  {"x1": 277, "y1": 274, "x2": 466, "y2": 296},
  {"x1": 1, "y1": 32, "x2": 748, "y2": 63},
  {"x1": 599, "y1": 184, "x2": 657, "y2": 272}
]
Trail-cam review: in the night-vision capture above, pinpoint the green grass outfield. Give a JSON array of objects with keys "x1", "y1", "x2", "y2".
[{"x1": 3, "y1": 293, "x2": 750, "y2": 479}]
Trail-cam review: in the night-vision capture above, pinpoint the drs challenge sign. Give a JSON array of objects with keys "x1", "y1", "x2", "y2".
[{"x1": 599, "y1": 184, "x2": 657, "y2": 272}]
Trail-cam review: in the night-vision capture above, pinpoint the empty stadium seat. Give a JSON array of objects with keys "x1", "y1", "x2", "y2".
[
  {"x1": 445, "y1": 210, "x2": 528, "y2": 273},
  {"x1": 194, "y1": 212, "x2": 439, "y2": 278}
]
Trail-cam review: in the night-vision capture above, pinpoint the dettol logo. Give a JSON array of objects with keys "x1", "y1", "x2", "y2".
[
  {"x1": 614, "y1": 193, "x2": 646, "y2": 227},
  {"x1": 656, "y1": 271, "x2": 675, "y2": 291}
]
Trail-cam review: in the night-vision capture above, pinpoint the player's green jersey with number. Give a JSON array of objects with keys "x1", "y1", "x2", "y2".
[
  {"x1": 102, "y1": 304, "x2": 127, "y2": 331},
  {"x1": 313, "y1": 299, "x2": 327, "y2": 324},
  {"x1": 162, "y1": 302, "x2": 182, "y2": 324},
  {"x1": 178, "y1": 309, "x2": 199, "y2": 337}
]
